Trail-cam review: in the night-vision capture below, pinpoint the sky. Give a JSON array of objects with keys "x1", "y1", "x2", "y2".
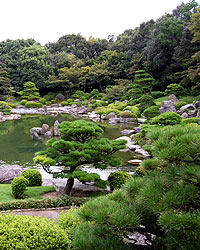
[{"x1": 0, "y1": 0, "x2": 197, "y2": 45}]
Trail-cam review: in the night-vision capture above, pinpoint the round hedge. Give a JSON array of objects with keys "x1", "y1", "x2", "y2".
[
  {"x1": 21, "y1": 169, "x2": 42, "y2": 186},
  {"x1": 12, "y1": 176, "x2": 29, "y2": 199},
  {"x1": 108, "y1": 171, "x2": 132, "y2": 191},
  {"x1": 0, "y1": 213, "x2": 71, "y2": 250}
]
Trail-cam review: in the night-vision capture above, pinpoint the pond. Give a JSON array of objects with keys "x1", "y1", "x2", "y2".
[{"x1": 0, "y1": 114, "x2": 138, "y2": 179}]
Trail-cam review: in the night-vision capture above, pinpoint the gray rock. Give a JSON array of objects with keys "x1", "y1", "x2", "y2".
[
  {"x1": 160, "y1": 100, "x2": 176, "y2": 114},
  {"x1": 108, "y1": 117, "x2": 120, "y2": 124},
  {"x1": 0, "y1": 165, "x2": 23, "y2": 183},
  {"x1": 74, "y1": 99, "x2": 81, "y2": 103},
  {"x1": 51, "y1": 104, "x2": 60, "y2": 108},
  {"x1": 44, "y1": 131, "x2": 53, "y2": 138},
  {"x1": 180, "y1": 104, "x2": 195, "y2": 113},
  {"x1": 53, "y1": 120, "x2": 60, "y2": 136},
  {"x1": 30, "y1": 127, "x2": 43, "y2": 135},
  {"x1": 168, "y1": 94, "x2": 179, "y2": 104},
  {"x1": 197, "y1": 110, "x2": 200, "y2": 118},
  {"x1": 181, "y1": 112, "x2": 188, "y2": 119},
  {"x1": 121, "y1": 129, "x2": 135, "y2": 135},
  {"x1": 104, "y1": 112, "x2": 116, "y2": 120},
  {"x1": 194, "y1": 101, "x2": 200, "y2": 109},
  {"x1": 188, "y1": 110, "x2": 196, "y2": 117},
  {"x1": 42, "y1": 124, "x2": 49, "y2": 134},
  {"x1": 116, "y1": 136, "x2": 133, "y2": 149},
  {"x1": 78, "y1": 107, "x2": 88, "y2": 114},
  {"x1": 55, "y1": 93, "x2": 65, "y2": 101},
  {"x1": 32, "y1": 132, "x2": 39, "y2": 140},
  {"x1": 137, "y1": 118, "x2": 147, "y2": 123},
  {"x1": 128, "y1": 159, "x2": 142, "y2": 165}
]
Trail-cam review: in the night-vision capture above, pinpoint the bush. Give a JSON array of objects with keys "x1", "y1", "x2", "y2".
[
  {"x1": 142, "y1": 106, "x2": 160, "y2": 119},
  {"x1": 8, "y1": 103, "x2": 16, "y2": 108},
  {"x1": 151, "y1": 112, "x2": 182, "y2": 125},
  {"x1": 61, "y1": 101, "x2": 68, "y2": 106},
  {"x1": 21, "y1": 169, "x2": 42, "y2": 186},
  {"x1": 39, "y1": 97, "x2": 47, "y2": 104},
  {"x1": 0, "y1": 101, "x2": 11, "y2": 115},
  {"x1": 174, "y1": 101, "x2": 187, "y2": 110},
  {"x1": 57, "y1": 207, "x2": 81, "y2": 238},
  {"x1": 0, "y1": 213, "x2": 71, "y2": 250},
  {"x1": 108, "y1": 171, "x2": 132, "y2": 191},
  {"x1": 12, "y1": 176, "x2": 29, "y2": 199},
  {"x1": 43, "y1": 92, "x2": 57, "y2": 101},
  {"x1": 151, "y1": 91, "x2": 165, "y2": 99},
  {"x1": 108, "y1": 102, "x2": 127, "y2": 111},
  {"x1": 20, "y1": 99, "x2": 28, "y2": 106},
  {"x1": 120, "y1": 112, "x2": 136, "y2": 118},
  {"x1": 165, "y1": 83, "x2": 184, "y2": 97},
  {"x1": 0, "y1": 196, "x2": 87, "y2": 211},
  {"x1": 25, "y1": 102, "x2": 43, "y2": 108},
  {"x1": 96, "y1": 107, "x2": 120, "y2": 116},
  {"x1": 181, "y1": 117, "x2": 199, "y2": 124}
]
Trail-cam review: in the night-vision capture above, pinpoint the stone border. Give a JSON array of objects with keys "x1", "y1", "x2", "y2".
[{"x1": 0, "y1": 206, "x2": 70, "y2": 213}]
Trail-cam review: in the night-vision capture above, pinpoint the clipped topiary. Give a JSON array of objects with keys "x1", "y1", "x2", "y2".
[
  {"x1": 0, "y1": 101, "x2": 11, "y2": 115},
  {"x1": 21, "y1": 169, "x2": 42, "y2": 186},
  {"x1": 142, "y1": 105, "x2": 160, "y2": 119},
  {"x1": 25, "y1": 102, "x2": 43, "y2": 108},
  {"x1": 20, "y1": 99, "x2": 28, "y2": 106},
  {"x1": 108, "y1": 171, "x2": 132, "y2": 191},
  {"x1": 174, "y1": 101, "x2": 187, "y2": 110},
  {"x1": 12, "y1": 176, "x2": 29, "y2": 199},
  {"x1": 151, "y1": 112, "x2": 182, "y2": 125},
  {"x1": 0, "y1": 213, "x2": 71, "y2": 249},
  {"x1": 181, "y1": 117, "x2": 199, "y2": 124}
]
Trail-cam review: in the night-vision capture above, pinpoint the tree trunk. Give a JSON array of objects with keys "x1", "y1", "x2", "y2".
[{"x1": 64, "y1": 177, "x2": 74, "y2": 196}]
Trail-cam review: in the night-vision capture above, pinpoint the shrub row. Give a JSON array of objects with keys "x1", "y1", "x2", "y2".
[{"x1": 0, "y1": 195, "x2": 87, "y2": 211}]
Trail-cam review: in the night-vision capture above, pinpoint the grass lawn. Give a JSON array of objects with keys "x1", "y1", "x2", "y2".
[
  {"x1": 154, "y1": 96, "x2": 168, "y2": 105},
  {"x1": 0, "y1": 184, "x2": 55, "y2": 202}
]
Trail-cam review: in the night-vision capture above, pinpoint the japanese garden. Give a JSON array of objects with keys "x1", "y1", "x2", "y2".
[{"x1": 0, "y1": 1, "x2": 200, "y2": 249}]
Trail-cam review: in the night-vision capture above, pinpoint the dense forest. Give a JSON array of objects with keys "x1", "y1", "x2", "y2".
[{"x1": 0, "y1": 0, "x2": 199, "y2": 100}]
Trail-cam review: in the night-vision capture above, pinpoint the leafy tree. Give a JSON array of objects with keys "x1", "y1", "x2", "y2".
[
  {"x1": 18, "y1": 81, "x2": 40, "y2": 100},
  {"x1": 71, "y1": 124, "x2": 200, "y2": 249},
  {"x1": 34, "y1": 120, "x2": 126, "y2": 195},
  {"x1": 0, "y1": 70, "x2": 12, "y2": 95},
  {"x1": 164, "y1": 83, "x2": 184, "y2": 97}
]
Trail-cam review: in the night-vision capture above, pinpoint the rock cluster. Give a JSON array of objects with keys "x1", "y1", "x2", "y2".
[{"x1": 30, "y1": 120, "x2": 60, "y2": 140}]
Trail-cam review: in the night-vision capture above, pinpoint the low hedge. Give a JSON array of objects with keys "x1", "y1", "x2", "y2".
[
  {"x1": 0, "y1": 195, "x2": 87, "y2": 211},
  {"x1": 25, "y1": 102, "x2": 43, "y2": 108}
]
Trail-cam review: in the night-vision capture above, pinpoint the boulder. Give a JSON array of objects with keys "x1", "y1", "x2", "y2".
[
  {"x1": 44, "y1": 131, "x2": 53, "y2": 138},
  {"x1": 108, "y1": 117, "x2": 120, "y2": 124},
  {"x1": 0, "y1": 165, "x2": 23, "y2": 183},
  {"x1": 42, "y1": 124, "x2": 49, "y2": 134},
  {"x1": 179, "y1": 104, "x2": 195, "y2": 113},
  {"x1": 32, "y1": 131, "x2": 39, "y2": 140},
  {"x1": 168, "y1": 94, "x2": 179, "y2": 104},
  {"x1": 30, "y1": 127, "x2": 43, "y2": 135},
  {"x1": 53, "y1": 120, "x2": 60, "y2": 136},
  {"x1": 197, "y1": 110, "x2": 200, "y2": 118},
  {"x1": 194, "y1": 101, "x2": 200, "y2": 109},
  {"x1": 121, "y1": 129, "x2": 135, "y2": 135},
  {"x1": 55, "y1": 93, "x2": 65, "y2": 101},
  {"x1": 128, "y1": 159, "x2": 142, "y2": 165},
  {"x1": 181, "y1": 112, "x2": 188, "y2": 119},
  {"x1": 116, "y1": 136, "x2": 133, "y2": 149},
  {"x1": 104, "y1": 112, "x2": 116, "y2": 120},
  {"x1": 160, "y1": 100, "x2": 176, "y2": 114}
]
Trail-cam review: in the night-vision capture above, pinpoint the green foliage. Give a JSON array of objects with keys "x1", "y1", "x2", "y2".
[
  {"x1": 151, "y1": 91, "x2": 165, "y2": 99},
  {"x1": 108, "y1": 101, "x2": 127, "y2": 111},
  {"x1": 142, "y1": 105, "x2": 160, "y2": 119},
  {"x1": 11, "y1": 176, "x2": 29, "y2": 199},
  {"x1": 120, "y1": 111, "x2": 136, "y2": 118},
  {"x1": 25, "y1": 102, "x2": 43, "y2": 108},
  {"x1": 0, "y1": 101, "x2": 11, "y2": 115},
  {"x1": 151, "y1": 112, "x2": 182, "y2": 125},
  {"x1": 61, "y1": 101, "x2": 68, "y2": 106},
  {"x1": 181, "y1": 117, "x2": 199, "y2": 124},
  {"x1": 95, "y1": 107, "x2": 120, "y2": 116},
  {"x1": 174, "y1": 101, "x2": 188, "y2": 110},
  {"x1": 108, "y1": 171, "x2": 132, "y2": 191},
  {"x1": 18, "y1": 81, "x2": 40, "y2": 100},
  {"x1": 20, "y1": 99, "x2": 28, "y2": 106},
  {"x1": 165, "y1": 83, "x2": 184, "y2": 97},
  {"x1": 0, "y1": 213, "x2": 71, "y2": 250},
  {"x1": 21, "y1": 169, "x2": 42, "y2": 186},
  {"x1": 34, "y1": 120, "x2": 126, "y2": 195},
  {"x1": 57, "y1": 207, "x2": 81, "y2": 238},
  {"x1": 39, "y1": 97, "x2": 47, "y2": 104},
  {"x1": 0, "y1": 195, "x2": 87, "y2": 211},
  {"x1": 133, "y1": 94, "x2": 156, "y2": 113}
]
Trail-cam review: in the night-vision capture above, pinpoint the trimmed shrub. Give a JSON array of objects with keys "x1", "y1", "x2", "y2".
[
  {"x1": 142, "y1": 106, "x2": 160, "y2": 119},
  {"x1": 8, "y1": 103, "x2": 16, "y2": 108},
  {"x1": 96, "y1": 107, "x2": 120, "y2": 116},
  {"x1": 0, "y1": 196, "x2": 87, "y2": 211},
  {"x1": 181, "y1": 117, "x2": 199, "y2": 124},
  {"x1": 108, "y1": 102, "x2": 127, "y2": 111},
  {"x1": 39, "y1": 97, "x2": 47, "y2": 104},
  {"x1": 21, "y1": 169, "x2": 42, "y2": 186},
  {"x1": 108, "y1": 171, "x2": 132, "y2": 191},
  {"x1": 20, "y1": 99, "x2": 28, "y2": 106},
  {"x1": 0, "y1": 213, "x2": 71, "y2": 250},
  {"x1": 151, "y1": 112, "x2": 182, "y2": 125},
  {"x1": 25, "y1": 102, "x2": 43, "y2": 108},
  {"x1": 174, "y1": 101, "x2": 187, "y2": 110},
  {"x1": 165, "y1": 83, "x2": 184, "y2": 97},
  {"x1": 61, "y1": 101, "x2": 68, "y2": 106},
  {"x1": 0, "y1": 101, "x2": 11, "y2": 115},
  {"x1": 12, "y1": 176, "x2": 29, "y2": 199},
  {"x1": 120, "y1": 112, "x2": 136, "y2": 118}
]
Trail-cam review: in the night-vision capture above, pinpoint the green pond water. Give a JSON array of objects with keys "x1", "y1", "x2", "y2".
[{"x1": 0, "y1": 114, "x2": 138, "y2": 178}]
